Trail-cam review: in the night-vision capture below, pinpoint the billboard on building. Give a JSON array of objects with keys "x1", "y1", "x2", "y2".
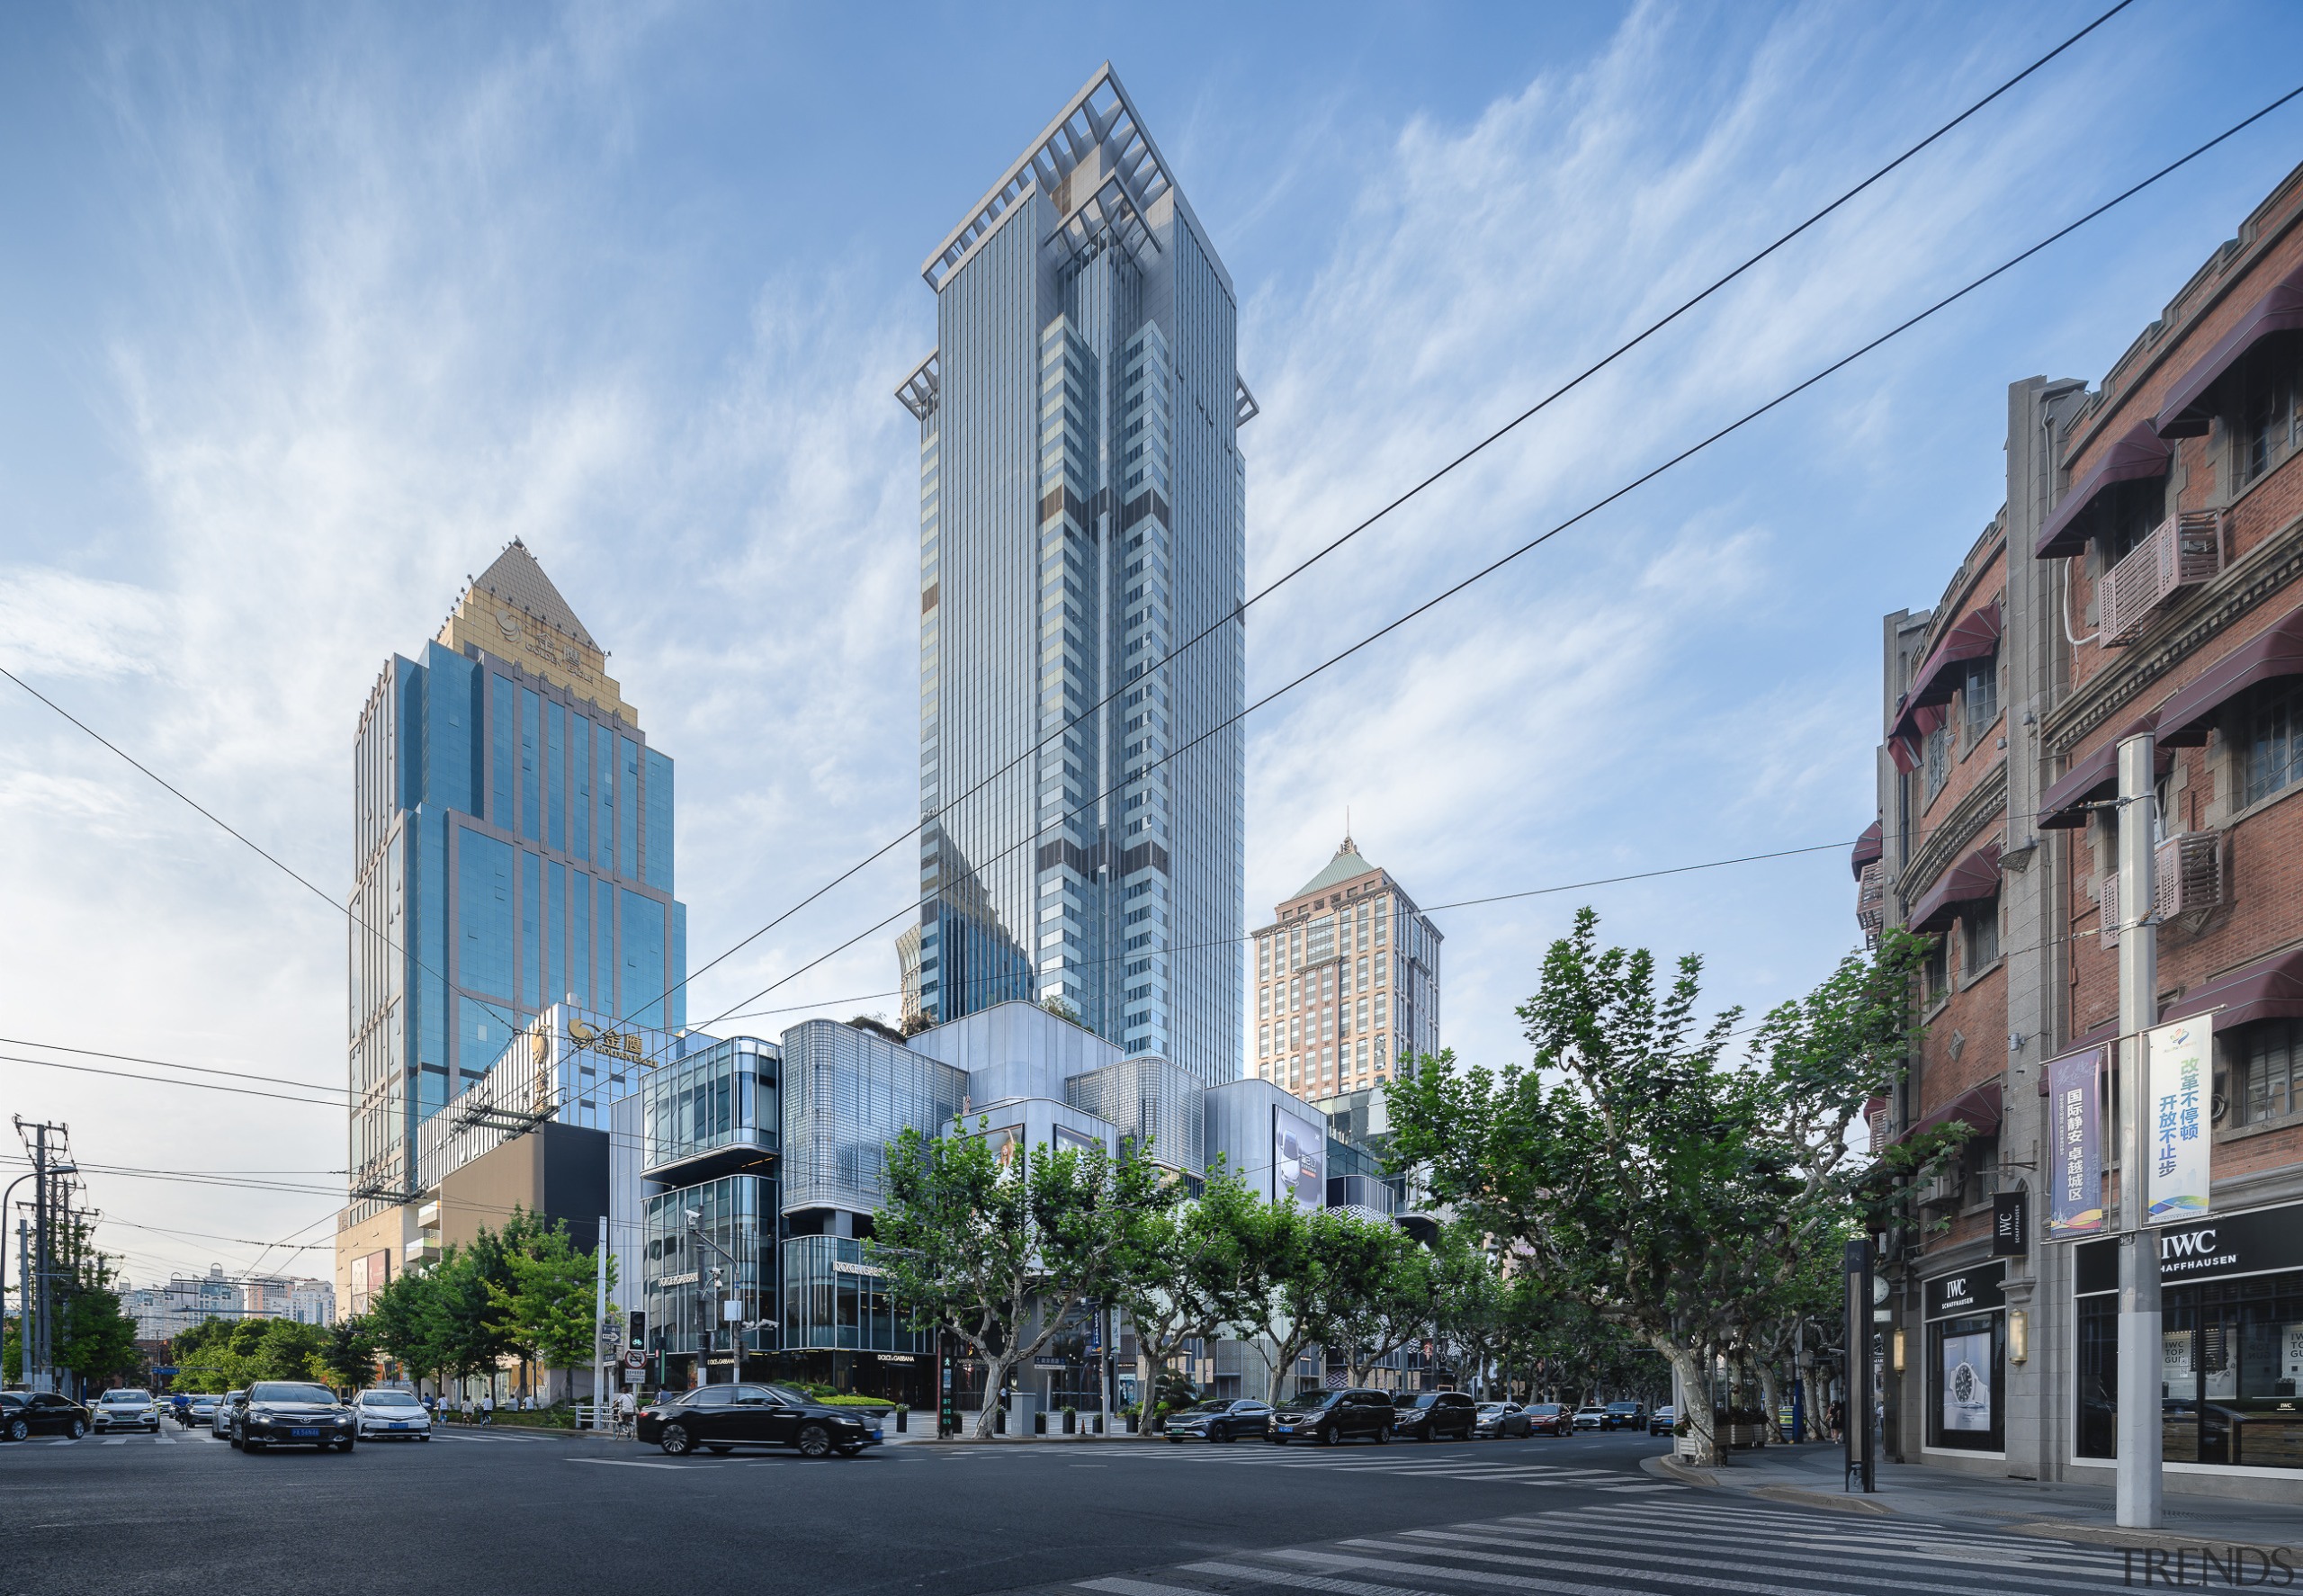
[{"x1": 1273, "y1": 1106, "x2": 1324, "y2": 1208}]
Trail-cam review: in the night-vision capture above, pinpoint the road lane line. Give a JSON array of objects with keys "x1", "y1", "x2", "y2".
[{"x1": 566, "y1": 1457, "x2": 719, "y2": 1470}]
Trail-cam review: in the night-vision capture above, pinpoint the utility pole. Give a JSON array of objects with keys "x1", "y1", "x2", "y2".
[
  {"x1": 593, "y1": 1214, "x2": 607, "y2": 1424},
  {"x1": 2114, "y1": 732, "x2": 2164, "y2": 1529}
]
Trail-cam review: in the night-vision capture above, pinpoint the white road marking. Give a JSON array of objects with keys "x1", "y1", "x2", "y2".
[{"x1": 565, "y1": 1457, "x2": 716, "y2": 1471}]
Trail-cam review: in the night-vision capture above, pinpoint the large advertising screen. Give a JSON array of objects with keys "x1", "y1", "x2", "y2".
[
  {"x1": 1940, "y1": 1330, "x2": 1992, "y2": 1433},
  {"x1": 1274, "y1": 1106, "x2": 1325, "y2": 1209}
]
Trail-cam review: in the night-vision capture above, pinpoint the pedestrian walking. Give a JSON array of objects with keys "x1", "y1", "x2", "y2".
[{"x1": 480, "y1": 1393, "x2": 494, "y2": 1426}]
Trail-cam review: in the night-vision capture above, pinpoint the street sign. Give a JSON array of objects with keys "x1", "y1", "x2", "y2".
[{"x1": 622, "y1": 1349, "x2": 644, "y2": 1370}]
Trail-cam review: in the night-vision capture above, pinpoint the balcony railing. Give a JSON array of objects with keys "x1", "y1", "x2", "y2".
[
  {"x1": 2100, "y1": 511, "x2": 2223, "y2": 645},
  {"x1": 2100, "y1": 831, "x2": 2224, "y2": 946},
  {"x1": 1855, "y1": 862, "x2": 1885, "y2": 946}
]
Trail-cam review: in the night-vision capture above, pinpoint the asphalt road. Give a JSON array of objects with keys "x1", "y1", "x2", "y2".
[{"x1": 0, "y1": 1423, "x2": 2128, "y2": 1595}]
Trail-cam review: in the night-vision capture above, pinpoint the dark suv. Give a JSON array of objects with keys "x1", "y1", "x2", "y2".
[
  {"x1": 1270, "y1": 1388, "x2": 1393, "y2": 1446},
  {"x1": 1391, "y1": 1390, "x2": 1478, "y2": 1441}
]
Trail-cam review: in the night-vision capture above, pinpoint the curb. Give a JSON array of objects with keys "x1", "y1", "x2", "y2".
[
  {"x1": 1750, "y1": 1484, "x2": 1897, "y2": 1517},
  {"x1": 2005, "y1": 1520, "x2": 2303, "y2": 1559},
  {"x1": 1641, "y1": 1455, "x2": 1718, "y2": 1487}
]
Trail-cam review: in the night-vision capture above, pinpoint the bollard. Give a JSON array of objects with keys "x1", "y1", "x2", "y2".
[{"x1": 895, "y1": 1407, "x2": 908, "y2": 1434}]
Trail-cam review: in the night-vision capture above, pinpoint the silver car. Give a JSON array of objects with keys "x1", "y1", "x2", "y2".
[
  {"x1": 353, "y1": 1388, "x2": 433, "y2": 1441},
  {"x1": 93, "y1": 1388, "x2": 160, "y2": 1433},
  {"x1": 211, "y1": 1390, "x2": 246, "y2": 1440}
]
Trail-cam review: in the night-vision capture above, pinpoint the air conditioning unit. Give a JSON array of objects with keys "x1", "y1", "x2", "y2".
[
  {"x1": 1915, "y1": 1170, "x2": 1964, "y2": 1210},
  {"x1": 2158, "y1": 831, "x2": 2224, "y2": 922},
  {"x1": 2101, "y1": 832, "x2": 2223, "y2": 947},
  {"x1": 2101, "y1": 511, "x2": 2224, "y2": 645}
]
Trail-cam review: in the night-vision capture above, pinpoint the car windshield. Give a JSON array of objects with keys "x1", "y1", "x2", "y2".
[
  {"x1": 104, "y1": 1389, "x2": 151, "y2": 1403},
  {"x1": 1529, "y1": 1404, "x2": 1562, "y2": 1414},
  {"x1": 1609, "y1": 1403, "x2": 1639, "y2": 1412},
  {"x1": 1477, "y1": 1403, "x2": 1508, "y2": 1413},
  {"x1": 363, "y1": 1391, "x2": 421, "y2": 1408},
  {"x1": 249, "y1": 1383, "x2": 335, "y2": 1404},
  {"x1": 1181, "y1": 1400, "x2": 1231, "y2": 1413}
]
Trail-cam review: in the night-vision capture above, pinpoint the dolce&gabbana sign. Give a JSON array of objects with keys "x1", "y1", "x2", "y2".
[{"x1": 2075, "y1": 1199, "x2": 2303, "y2": 1296}]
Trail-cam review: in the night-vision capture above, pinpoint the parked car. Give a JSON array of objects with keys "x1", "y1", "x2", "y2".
[
  {"x1": 1391, "y1": 1391, "x2": 1479, "y2": 1442},
  {"x1": 232, "y1": 1381, "x2": 355, "y2": 1453},
  {"x1": 636, "y1": 1384, "x2": 883, "y2": 1457},
  {"x1": 1519, "y1": 1402, "x2": 1572, "y2": 1437},
  {"x1": 2, "y1": 1392, "x2": 90, "y2": 1441},
  {"x1": 1603, "y1": 1402, "x2": 1647, "y2": 1431},
  {"x1": 1473, "y1": 1402, "x2": 1531, "y2": 1439},
  {"x1": 1573, "y1": 1405, "x2": 1608, "y2": 1430},
  {"x1": 181, "y1": 1394, "x2": 221, "y2": 1428},
  {"x1": 211, "y1": 1390, "x2": 246, "y2": 1439},
  {"x1": 1269, "y1": 1388, "x2": 1393, "y2": 1446},
  {"x1": 1165, "y1": 1399, "x2": 1273, "y2": 1443},
  {"x1": 353, "y1": 1388, "x2": 434, "y2": 1441},
  {"x1": 93, "y1": 1388, "x2": 160, "y2": 1434},
  {"x1": 1649, "y1": 1404, "x2": 1676, "y2": 1436}
]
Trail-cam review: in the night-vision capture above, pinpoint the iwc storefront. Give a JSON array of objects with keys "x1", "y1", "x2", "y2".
[
  {"x1": 1925, "y1": 1262, "x2": 2006, "y2": 1457},
  {"x1": 2073, "y1": 1200, "x2": 2303, "y2": 1481}
]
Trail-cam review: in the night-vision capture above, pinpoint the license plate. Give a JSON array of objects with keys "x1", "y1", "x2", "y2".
[
  {"x1": 390, "y1": 1421, "x2": 408, "y2": 1430},
  {"x1": 291, "y1": 1428, "x2": 319, "y2": 1438}
]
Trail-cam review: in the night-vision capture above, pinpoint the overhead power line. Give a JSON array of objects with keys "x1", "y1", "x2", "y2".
[
  {"x1": 687, "y1": 83, "x2": 2303, "y2": 1040},
  {"x1": 569, "y1": 2, "x2": 2143, "y2": 1041}
]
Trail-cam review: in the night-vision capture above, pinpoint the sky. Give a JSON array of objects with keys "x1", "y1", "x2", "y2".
[{"x1": 4, "y1": 0, "x2": 2302, "y2": 1294}]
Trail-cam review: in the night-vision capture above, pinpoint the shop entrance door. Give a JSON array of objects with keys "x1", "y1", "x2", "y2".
[{"x1": 2197, "y1": 1303, "x2": 2238, "y2": 1465}]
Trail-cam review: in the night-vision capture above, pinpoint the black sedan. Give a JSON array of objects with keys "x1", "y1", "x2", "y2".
[
  {"x1": 1165, "y1": 1399, "x2": 1273, "y2": 1443},
  {"x1": 1602, "y1": 1401, "x2": 1647, "y2": 1431},
  {"x1": 1391, "y1": 1390, "x2": 1479, "y2": 1441},
  {"x1": 637, "y1": 1383, "x2": 884, "y2": 1457},
  {"x1": 232, "y1": 1381, "x2": 356, "y2": 1453},
  {"x1": 2, "y1": 1392, "x2": 90, "y2": 1441}
]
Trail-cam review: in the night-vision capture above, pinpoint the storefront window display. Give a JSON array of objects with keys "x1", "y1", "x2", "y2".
[
  {"x1": 1925, "y1": 1262, "x2": 2005, "y2": 1453},
  {"x1": 2074, "y1": 1200, "x2": 2303, "y2": 1470}
]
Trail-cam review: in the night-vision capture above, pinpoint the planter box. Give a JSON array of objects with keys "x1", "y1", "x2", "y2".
[{"x1": 1675, "y1": 1435, "x2": 1698, "y2": 1458}]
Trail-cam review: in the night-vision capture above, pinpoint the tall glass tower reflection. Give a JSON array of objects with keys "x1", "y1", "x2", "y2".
[
  {"x1": 347, "y1": 540, "x2": 686, "y2": 1212},
  {"x1": 898, "y1": 65, "x2": 1249, "y2": 1086}
]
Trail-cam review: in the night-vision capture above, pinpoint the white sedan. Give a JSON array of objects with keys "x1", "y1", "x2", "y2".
[
  {"x1": 93, "y1": 1388, "x2": 161, "y2": 1433},
  {"x1": 353, "y1": 1388, "x2": 433, "y2": 1440}
]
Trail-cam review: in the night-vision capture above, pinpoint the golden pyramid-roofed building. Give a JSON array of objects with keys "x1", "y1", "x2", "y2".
[{"x1": 436, "y1": 539, "x2": 640, "y2": 726}]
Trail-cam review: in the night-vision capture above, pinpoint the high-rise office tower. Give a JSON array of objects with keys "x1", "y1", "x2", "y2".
[
  {"x1": 1249, "y1": 836, "x2": 1442, "y2": 1103},
  {"x1": 346, "y1": 541, "x2": 686, "y2": 1214},
  {"x1": 898, "y1": 65, "x2": 1250, "y2": 1085}
]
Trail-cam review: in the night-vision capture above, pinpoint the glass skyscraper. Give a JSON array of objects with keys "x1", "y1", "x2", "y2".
[
  {"x1": 898, "y1": 64, "x2": 1249, "y2": 1085},
  {"x1": 347, "y1": 540, "x2": 686, "y2": 1214}
]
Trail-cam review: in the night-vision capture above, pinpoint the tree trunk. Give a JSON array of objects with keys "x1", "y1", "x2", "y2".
[
  {"x1": 1136, "y1": 1348, "x2": 1158, "y2": 1431},
  {"x1": 1802, "y1": 1358, "x2": 1830, "y2": 1445},
  {"x1": 1755, "y1": 1359, "x2": 1786, "y2": 1447},
  {"x1": 973, "y1": 1349, "x2": 1018, "y2": 1439},
  {"x1": 1663, "y1": 1343, "x2": 1717, "y2": 1466}
]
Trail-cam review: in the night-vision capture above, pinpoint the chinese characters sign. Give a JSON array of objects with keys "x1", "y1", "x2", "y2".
[
  {"x1": 2045, "y1": 1046, "x2": 2103, "y2": 1238},
  {"x1": 2146, "y1": 1018, "x2": 2212, "y2": 1224}
]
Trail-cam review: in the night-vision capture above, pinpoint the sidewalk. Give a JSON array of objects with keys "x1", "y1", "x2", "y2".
[{"x1": 1641, "y1": 1439, "x2": 2303, "y2": 1556}]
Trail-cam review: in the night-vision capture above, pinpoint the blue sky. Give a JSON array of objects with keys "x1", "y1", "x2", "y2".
[{"x1": 5, "y1": 1, "x2": 2303, "y2": 1281}]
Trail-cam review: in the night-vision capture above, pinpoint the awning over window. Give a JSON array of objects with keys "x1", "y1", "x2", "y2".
[
  {"x1": 1888, "y1": 601, "x2": 2001, "y2": 758},
  {"x1": 2164, "y1": 947, "x2": 2303, "y2": 1031},
  {"x1": 2153, "y1": 260, "x2": 2303, "y2": 439},
  {"x1": 2033, "y1": 420, "x2": 2172, "y2": 560},
  {"x1": 2036, "y1": 715, "x2": 2164, "y2": 829},
  {"x1": 1906, "y1": 841, "x2": 2002, "y2": 933},
  {"x1": 2153, "y1": 605, "x2": 2303, "y2": 748},
  {"x1": 1893, "y1": 1080, "x2": 2003, "y2": 1145},
  {"x1": 1851, "y1": 821, "x2": 1883, "y2": 879}
]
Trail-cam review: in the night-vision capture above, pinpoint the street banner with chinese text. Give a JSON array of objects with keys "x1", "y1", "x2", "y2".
[
  {"x1": 2046, "y1": 1046, "x2": 2103, "y2": 1238},
  {"x1": 2146, "y1": 1017, "x2": 2212, "y2": 1224}
]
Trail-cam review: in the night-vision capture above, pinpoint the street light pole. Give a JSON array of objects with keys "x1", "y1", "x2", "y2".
[{"x1": 2114, "y1": 732, "x2": 2164, "y2": 1529}]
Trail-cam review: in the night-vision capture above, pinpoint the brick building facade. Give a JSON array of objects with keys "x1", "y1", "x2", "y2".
[{"x1": 1868, "y1": 160, "x2": 2303, "y2": 1502}]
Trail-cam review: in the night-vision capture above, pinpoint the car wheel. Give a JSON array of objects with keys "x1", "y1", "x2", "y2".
[
  {"x1": 1318, "y1": 1423, "x2": 1337, "y2": 1447},
  {"x1": 659, "y1": 1423, "x2": 692, "y2": 1457},
  {"x1": 1211, "y1": 1424, "x2": 1229, "y2": 1444},
  {"x1": 1374, "y1": 1425, "x2": 1389, "y2": 1445},
  {"x1": 66, "y1": 1419, "x2": 86, "y2": 1440},
  {"x1": 336, "y1": 1439, "x2": 355, "y2": 1454},
  {"x1": 1169, "y1": 1434, "x2": 1182, "y2": 1445},
  {"x1": 794, "y1": 1423, "x2": 833, "y2": 1459},
  {"x1": 1270, "y1": 1436, "x2": 1286, "y2": 1446}
]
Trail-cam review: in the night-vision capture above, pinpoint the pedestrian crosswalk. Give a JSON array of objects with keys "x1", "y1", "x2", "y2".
[{"x1": 1064, "y1": 1498, "x2": 2122, "y2": 1596}]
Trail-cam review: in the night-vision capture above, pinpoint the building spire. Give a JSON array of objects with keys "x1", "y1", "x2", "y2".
[{"x1": 1340, "y1": 807, "x2": 1355, "y2": 857}]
